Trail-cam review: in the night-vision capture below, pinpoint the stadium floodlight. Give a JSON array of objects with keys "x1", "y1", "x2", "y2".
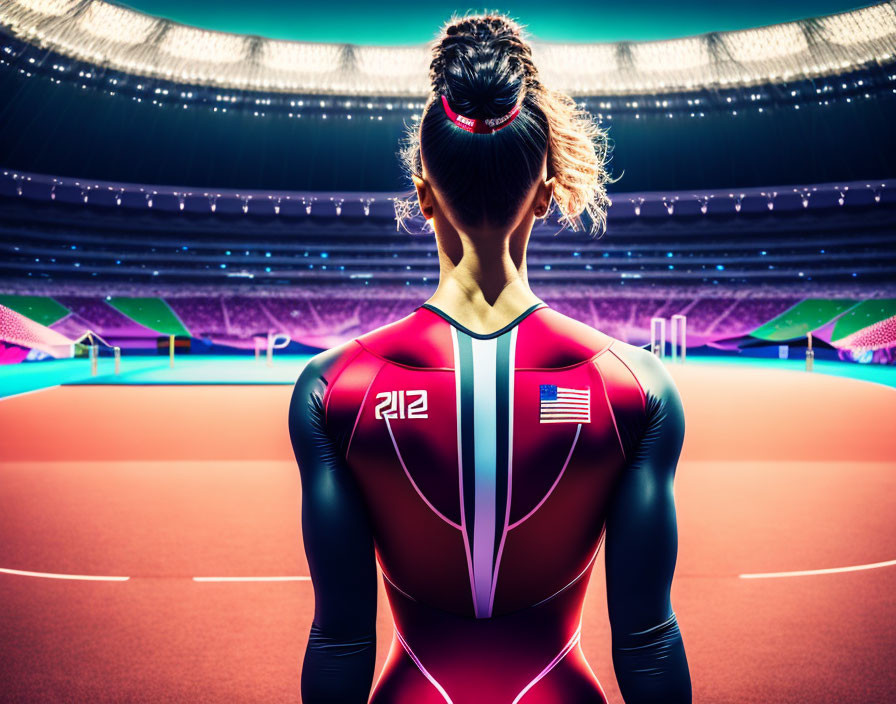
[
  {"x1": 632, "y1": 37, "x2": 708, "y2": 74},
  {"x1": 1, "y1": 0, "x2": 895, "y2": 96},
  {"x1": 261, "y1": 40, "x2": 342, "y2": 76},
  {"x1": 724, "y1": 24, "x2": 808, "y2": 63},
  {"x1": 824, "y1": 3, "x2": 896, "y2": 46},
  {"x1": 355, "y1": 46, "x2": 430, "y2": 79},
  {"x1": 15, "y1": 0, "x2": 76, "y2": 17},
  {"x1": 79, "y1": 2, "x2": 155, "y2": 45},
  {"x1": 160, "y1": 25, "x2": 246, "y2": 65}
]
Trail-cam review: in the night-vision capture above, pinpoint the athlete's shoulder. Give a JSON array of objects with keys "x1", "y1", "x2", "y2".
[
  {"x1": 608, "y1": 341, "x2": 685, "y2": 459},
  {"x1": 292, "y1": 339, "x2": 363, "y2": 395},
  {"x1": 288, "y1": 339, "x2": 378, "y2": 449},
  {"x1": 289, "y1": 341, "x2": 357, "y2": 427},
  {"x1": 515, "y1": 305, "x2": 615, "y2": 368},
  {"x1": 608, "y1": 340, "x2": 681, "y2": 410},
  {"x1": 353, "y1": 306, "x2": 455, "y2": 368}
]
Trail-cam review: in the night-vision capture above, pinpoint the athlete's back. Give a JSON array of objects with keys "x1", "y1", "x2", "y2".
[{"x1": 289, "y1": 303, "x2": 692, "y2": 703}]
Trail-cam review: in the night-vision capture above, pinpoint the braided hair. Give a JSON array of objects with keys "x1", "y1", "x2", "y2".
[{"x1": 396, "y1": 13, "x2": 612, "y2": 237}]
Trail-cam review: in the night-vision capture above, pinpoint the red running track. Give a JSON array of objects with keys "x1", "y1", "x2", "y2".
[{"x1": 0, "y1": 364, "x2": 894, "y2": 703}]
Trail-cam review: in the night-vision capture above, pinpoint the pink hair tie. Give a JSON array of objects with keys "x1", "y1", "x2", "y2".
[{"x1": 440, "y1": 94, "x2": 521, "y2": 134}]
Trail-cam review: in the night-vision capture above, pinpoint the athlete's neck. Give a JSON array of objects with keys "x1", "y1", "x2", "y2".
[{"x1": 425, "y1": 221, "x2": 543, "y2": 335}]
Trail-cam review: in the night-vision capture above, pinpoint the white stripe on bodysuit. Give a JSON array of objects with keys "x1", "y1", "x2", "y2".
[{"x1": 470, "y1": 336, "x2": 498, "y2": 617}]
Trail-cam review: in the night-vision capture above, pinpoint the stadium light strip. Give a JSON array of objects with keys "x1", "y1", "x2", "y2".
[
  {"x1": 739, "y1": 558, "x2": 896, "y2": 579},
  {"x1": 1, "y1": 0, "x2": 894, "y2": 96},
  {"x1": 4, "y1": 167, "x2": 891, "y2": 214}
]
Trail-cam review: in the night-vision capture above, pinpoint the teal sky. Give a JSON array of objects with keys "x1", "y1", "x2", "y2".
[{"x1": 115, "y1": 1, "x2": 877, "y2": 45}]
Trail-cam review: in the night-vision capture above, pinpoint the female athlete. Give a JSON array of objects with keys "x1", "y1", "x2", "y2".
[{"x1": 289, "y1": 13, "x2": 692, "y2": 703}]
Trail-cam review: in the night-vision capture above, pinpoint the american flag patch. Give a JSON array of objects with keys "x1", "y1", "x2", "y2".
[{"x1": 539, "y1": 385, "x2": 590, "y2": 423}]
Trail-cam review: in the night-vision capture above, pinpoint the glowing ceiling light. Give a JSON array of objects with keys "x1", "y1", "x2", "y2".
[
  {"x1": 160, "y1": 26, "x2": 247, "y2": 64},
  {"x1": 724, "y1": 24, "x2": 808, "y2": 62},
  {"x1": 79, "y1": 2, "x2": 155, "y2": 44},
  {"x1": 1, "y1": 0, "x2": 893, "y2": 97},
  {"x1": 15, "y1": 0, "x2": 76, "y2": 16}
]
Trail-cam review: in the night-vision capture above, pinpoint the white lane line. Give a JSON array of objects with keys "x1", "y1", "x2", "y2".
[
  {"x1": 0, "y1": 567, "x2": 312, "y2": 582},
  {"x1": 0, "y1": 566, "x2": 129, "y2": 581},
  {"x1": 192, "y1": 576, "x2": 311, "y2": 582},
  {"x1": 740, "y1": 559, "x2": 896, "y2": 579},
  {"x1": 0, "y1": 384, "x2": 61, "y2": 402}
]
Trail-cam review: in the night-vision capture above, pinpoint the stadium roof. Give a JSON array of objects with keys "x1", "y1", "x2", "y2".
[
  {"x1": 80, "y1": 2, "x2": 879, "y2": 45},
  {"x1": 1, "y1": 0, "x2": 895, "y2": 96}
]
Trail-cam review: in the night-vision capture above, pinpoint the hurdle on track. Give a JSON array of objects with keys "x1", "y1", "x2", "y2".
[
  {"x1": 81, "y1": 331, "x2": 121, "y2": 376},
  {"x1": 650, "y1": 317, "x2": 666, "y2": 358},
  {"x1": 266, "y1": 332, "x2": 291, "y2": 367},
  {"x1": 806, "y1": 332, "x2": 814, "y2": 372},
  {"x1": 671, "y1": 314, "x2": 687, "y2": 363},
  {"x1": 650, "y1": 315, "x2": 687, "y2": 362}
]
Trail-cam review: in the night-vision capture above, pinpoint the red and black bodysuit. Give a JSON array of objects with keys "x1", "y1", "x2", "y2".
[{"x1": 288, "y1": 302, "x2": 691, "y2": 703}]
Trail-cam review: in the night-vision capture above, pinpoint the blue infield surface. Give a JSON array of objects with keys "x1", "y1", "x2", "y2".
[{"x1": 1, "y1": 354, "x2": 894, "y2": 400}]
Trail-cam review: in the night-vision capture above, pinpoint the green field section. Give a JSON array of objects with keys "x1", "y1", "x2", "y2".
[
  {"x1": 107, "y1": 297, "x2": 190, "y2": 337},
  {"x1": 0, "y1": 295, "x2": 69, "y2": 326},
  {"x1": 830, "y1": 300, "x2": 896, "y2": 342},
  {"x1": 750, "y1": 299, "x2": 859, "y2": 341}
]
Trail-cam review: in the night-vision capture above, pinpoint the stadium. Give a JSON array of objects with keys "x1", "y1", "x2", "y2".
[{"x1": 0, "y1": 1, "x2": 894, "y2": 703}]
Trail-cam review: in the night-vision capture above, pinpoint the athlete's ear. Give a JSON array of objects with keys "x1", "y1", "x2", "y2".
[
  {"x1": 412, "y1": 173, "x2": 435, "y2": 220},
  {"x1": 534, "y1": 176, "x2": 555, "y2": 218}
]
